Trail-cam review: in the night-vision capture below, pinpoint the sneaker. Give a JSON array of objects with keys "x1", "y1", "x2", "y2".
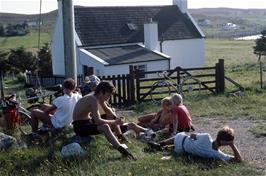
[
  {"x1": 147, "y1": 141, "x2": 163, "y2": 151},
  {"x1": 117, "y1": 146, "x2": 137, "y2": 160},
  {"x1": 38, "y1": 125, "x2": 50, "y2": 135},
  {"x1": 31, "y1": 132, "x2": 40, "y2": 140},
  {"x1": 139, "y1": 129, "x2": 156, "y2": 142},
  {"x1": 145, "y1": 129, "x2": 156, "y2": 139}
]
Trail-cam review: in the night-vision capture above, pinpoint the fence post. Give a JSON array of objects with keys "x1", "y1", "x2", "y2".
[
  {"x1": 129, "y1": 66, "x2": 136, "y2": 104},
  {"x1": 215, "y1": 59, "x2": 225, "y2": 93},
  {"x1": 176, "y1": 67, "x2": 181, "y2": 84},
  {"x1": 122, "y1": 74, "x2": 126, "y2": 105},
  {"x1": 135, "y1": 69, "x2": 140, "y2": 102},
  {"x1": 117, "y1": 74, "x2": 122, "y2": 107},
  {"x1": 111, "y1": 75, "x2": 117, "y2": 106}
]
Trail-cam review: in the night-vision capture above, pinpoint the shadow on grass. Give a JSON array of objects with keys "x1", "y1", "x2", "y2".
[{"x1": 176, "y1": 154, "x2": 223, "y2": 171}]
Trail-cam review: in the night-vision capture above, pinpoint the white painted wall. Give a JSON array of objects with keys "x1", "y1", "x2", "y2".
[
  {"x1": 77, "y1": 49, "x2": 106, "y2": 75},
  {"x1": 162, "y1": 38, "x2": 204, "y2": 68},
  {"x1": 51, "y1": 0, "x2": 64, "y2": 75}
]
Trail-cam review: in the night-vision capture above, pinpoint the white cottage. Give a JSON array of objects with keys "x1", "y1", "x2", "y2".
[{"x1": 51, "y1": 0, "x2": 205, "y2": 76}]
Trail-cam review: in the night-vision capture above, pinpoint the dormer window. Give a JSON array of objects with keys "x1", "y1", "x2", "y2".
[{"x1": 127, "y1": 23, "x2": 138, "y2": 31}]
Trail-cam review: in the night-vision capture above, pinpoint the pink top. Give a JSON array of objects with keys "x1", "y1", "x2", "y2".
[{"x1": 171, "y1": 105, "x2": 192, "y2": 130}]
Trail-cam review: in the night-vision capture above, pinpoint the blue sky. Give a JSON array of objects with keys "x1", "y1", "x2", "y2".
[{"x1": 0, "y1": 0, "x2": 266, "y2": 14}]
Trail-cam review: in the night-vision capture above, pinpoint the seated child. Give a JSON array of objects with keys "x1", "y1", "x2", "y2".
[
  {"x1": 169, "y1": 93, "x2": 194, "y2": 135},
  {"x1": 137, "y1": 97, "x2": 172, "y2": 131}
]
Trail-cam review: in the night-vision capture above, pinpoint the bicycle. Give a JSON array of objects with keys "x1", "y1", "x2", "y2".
[
  {"x1": 1, "y1": 84, "x2": 64, "y2": 134},
  {"x1": 149, "y1": 71, "x2": 202, "y2": 102},
  {"x1": 0, "y1": 95, "x2": 32, "y2": 134}
]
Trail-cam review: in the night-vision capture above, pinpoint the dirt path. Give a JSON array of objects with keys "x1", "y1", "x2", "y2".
[
  {"x1": 193, "y1": 117, "x2": 266, "y2": 174},
  {"x1": 118, "y1": 110, "x2": 266, "y2": 173}
]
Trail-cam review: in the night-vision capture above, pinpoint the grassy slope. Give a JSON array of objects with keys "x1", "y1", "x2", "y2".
[
  {"x1": 0, "y1": 32, "x2": 51, "y2": 50},
  {"x1": 0, "y1": 37, "x2": 265, "y2": 175},
  {"x1": 0, "y1": 136, "x2": 259, "y2": 176}
]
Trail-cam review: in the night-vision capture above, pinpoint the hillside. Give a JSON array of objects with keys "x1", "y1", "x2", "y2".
[
  {"x1": 0, "y1": 10, "x2": 57, "y2": 33},
  {"x1": 188, "y1": 8, "x2": 266, "y2": 38},
  {"x1": 0, "y1": 7, "x2": 265, "y2": 39}
]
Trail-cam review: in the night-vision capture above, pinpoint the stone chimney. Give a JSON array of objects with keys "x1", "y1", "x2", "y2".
[
  {"x1": 144, "y1": 18, "x2": 158, "y2": 51},
  {"x1": 173, "y1": 0, "x2": 187, "y2": 13}
]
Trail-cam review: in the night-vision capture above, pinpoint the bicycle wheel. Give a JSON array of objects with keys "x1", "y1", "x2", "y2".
[
  {"x1": 18, "y1": 111, "x2": 32, "y2": 135},
  {"x1": 180, "y1": 76, "x2": 201, "y2": 99},
  {"x1": 149, "y1": 81, "x2": 171, "y2": 103}
]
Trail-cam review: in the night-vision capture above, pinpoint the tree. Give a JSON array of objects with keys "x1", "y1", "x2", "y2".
[
  {"x1": 37, "y1": 43, "x2": 53, "y2": 75},
  {"x1": 0, "y1": 50, "x2": 10, "y2": 72},
  {"x1": 254, "y1": 30, "x2": 266, "y2": 88},
  {"x1": 8, "y1": 46, "x2": 38, "y2": 73},
  {"x1": 0, "y1": 24, "x2": 4, "y2": 36}
]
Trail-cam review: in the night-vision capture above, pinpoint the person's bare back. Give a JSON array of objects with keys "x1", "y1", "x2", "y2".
[
  {"x1": 158, "y1": 110, "x2": 171, "y2": 126},
  {"x1": 73, "y1": 94, "x2": 98, "y2": 121}
]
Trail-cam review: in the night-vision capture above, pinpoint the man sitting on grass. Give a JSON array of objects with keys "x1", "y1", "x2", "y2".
[
  {"x1": 30, "y1": 78, "x2": 82, "y2": 138},
  {"x1": 148, "y1": 126, "x2": 242, "y2": 162},
  {"x1": 72, "y1": 81, "x2": 136, "y2": 159}
]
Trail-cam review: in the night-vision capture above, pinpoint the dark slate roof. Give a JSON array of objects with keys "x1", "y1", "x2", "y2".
[
  {"x1": 85, "y1": 45, "x2": 170, "y2": 65},
  {"x1": 74, "y1": 5, "x2": 203, "y2": 47}
]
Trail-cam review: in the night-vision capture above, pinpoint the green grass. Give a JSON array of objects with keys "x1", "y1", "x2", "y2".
[
  {"x1": 0, "y1": 136, "x2": 260, "y2": 176},
  {"x1": 1, "y1": 37, "x2": 266, "y2": 175},
  {"x1": 248, "y1": 124, "x2": 266, "y2": 137},
  {"x1": 0, "y1": 32, "x2": 51, "y2": 50},
  {"x1": 205, "y1": 39, "x2": 258, "y2": 67}
]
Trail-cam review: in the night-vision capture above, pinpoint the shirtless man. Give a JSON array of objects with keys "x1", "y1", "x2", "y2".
[{"x1": 72, "y1": 81, "x2": 135, "y2": 159}]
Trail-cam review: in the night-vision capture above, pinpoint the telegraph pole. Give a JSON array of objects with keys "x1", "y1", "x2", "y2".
[
  {"x1": 62, "y1": 0, "x2": 77, "y2": 81},
  {"x1": 0, "y1": 71, "x2": 4, "y2": 99}
]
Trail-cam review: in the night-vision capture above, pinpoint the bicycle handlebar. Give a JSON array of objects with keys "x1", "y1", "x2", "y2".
[{"x1": 157, "y1": 71, "x2": 168, "y2": 78}]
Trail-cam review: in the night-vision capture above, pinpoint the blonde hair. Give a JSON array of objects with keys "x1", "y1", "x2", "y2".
[
  {"x1": 161, "y1": 97, "x2": 172, "y2": 107},
  {"x1": 217, "y1": 126, "x2": 234, "y2": 142},
  {"x1": 171, "y1": 93, "x2": 183, "y2": 105}
]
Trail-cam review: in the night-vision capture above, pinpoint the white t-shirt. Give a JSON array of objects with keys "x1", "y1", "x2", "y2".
[
  {"x1": 174, "y1": 132, "x2": 231, "y2": 161},
  {"x1": 51, "y1": 93, "x2": 82, "y2": 128}
]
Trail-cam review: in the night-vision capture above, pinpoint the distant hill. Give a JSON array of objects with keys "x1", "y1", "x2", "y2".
[
  {"x1": 0, "y1": 10, "x2": 57, "y2": 33},
  {"x1": 0, "y1": 7, "x2": 265, "y2": 38},
  {"x1": 188, "y1": 8, "x2": 266, "y2": 38}
]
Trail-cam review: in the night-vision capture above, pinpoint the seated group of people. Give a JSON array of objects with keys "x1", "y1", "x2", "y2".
[{"x1": 29, "y1": 76, "x2": 242, "y2": 162}]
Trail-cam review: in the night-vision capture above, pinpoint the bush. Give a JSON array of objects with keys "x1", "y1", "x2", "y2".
[{"x1": 17, "y1": 73, "x2": 26, "y2": 83}]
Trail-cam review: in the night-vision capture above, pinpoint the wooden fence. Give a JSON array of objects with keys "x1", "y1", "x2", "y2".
[
  {"x1": 135, "y1": 59, "x2": 224, "y2": 102},
  {"x1": 26, "y1": 59, "x2": 225, "y2": 107}
]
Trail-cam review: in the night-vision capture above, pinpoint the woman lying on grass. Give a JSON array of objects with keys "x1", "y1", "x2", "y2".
[{"x1": 147, "y1": 126, "x2": 243, "y2": 162}]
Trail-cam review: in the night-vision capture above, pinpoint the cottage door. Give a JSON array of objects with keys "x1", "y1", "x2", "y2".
[{"x1": 83, "y1": 65, "x2": 94, "y2": 76}]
